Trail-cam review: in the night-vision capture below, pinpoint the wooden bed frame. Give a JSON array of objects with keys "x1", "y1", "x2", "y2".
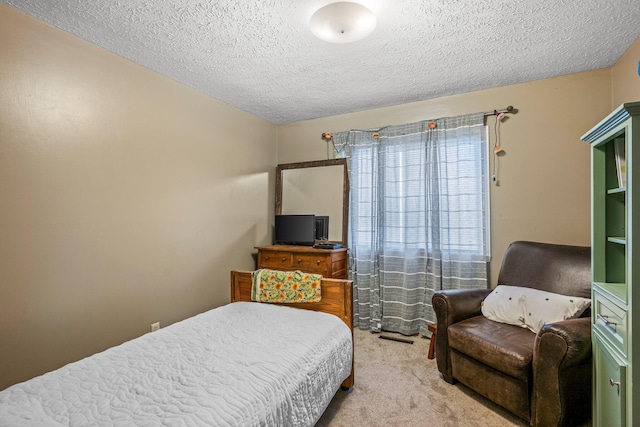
[{"x1": 230, "y1": 270, "x2": 354, "y2": 389}]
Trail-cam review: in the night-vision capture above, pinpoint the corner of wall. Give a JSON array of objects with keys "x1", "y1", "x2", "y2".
[{"x1": 610, "y1": 37, "x2": 640, "y2": 108}]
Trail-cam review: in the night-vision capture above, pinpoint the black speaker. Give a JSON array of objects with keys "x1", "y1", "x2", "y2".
[{"x1": 315, "y1": 216, "x2": 329, "y2": 241}]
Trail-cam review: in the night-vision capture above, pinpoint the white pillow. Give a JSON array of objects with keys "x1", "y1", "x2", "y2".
[{"x1": 481, "y1": 285, "x2": 591, "y2": 333}]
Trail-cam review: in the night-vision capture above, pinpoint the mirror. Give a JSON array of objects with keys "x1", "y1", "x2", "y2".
[{"x1": 276, "y1": 159, "x2": 349, "y2": 246}]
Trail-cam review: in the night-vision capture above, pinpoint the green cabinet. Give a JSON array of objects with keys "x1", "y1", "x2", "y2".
[{"x1": 582, "y1": 102, "x2": 640, "y2": 427}]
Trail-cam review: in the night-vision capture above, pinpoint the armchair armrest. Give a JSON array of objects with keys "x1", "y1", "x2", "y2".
[
  {"x1": 531, "y1": 317, "x2": 592, "y2": 427},
  {"x1": 432, "y1": 288, "x2": 492, "y2": 383}
]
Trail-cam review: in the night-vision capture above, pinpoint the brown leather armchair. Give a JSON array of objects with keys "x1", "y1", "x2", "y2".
[{"x1": 432, "y1": 241, "x2": 591, "y2": 426}]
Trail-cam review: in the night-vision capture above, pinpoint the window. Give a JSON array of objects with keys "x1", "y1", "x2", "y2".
[{"x1": 348, "y1": 123, "x2": 489, "y2": 259}]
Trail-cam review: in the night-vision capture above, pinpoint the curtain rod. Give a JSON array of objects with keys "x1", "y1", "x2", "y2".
[
  {"x1": 484, "y1": 106, "x2": 518, "y2": 116},
  {"x1": 321, "y1": 105, "x2": 518, "y2": 140}
]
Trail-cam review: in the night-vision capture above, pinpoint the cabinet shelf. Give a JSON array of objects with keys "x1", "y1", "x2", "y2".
[
  {"x1": 607, "y1": 237, "x2": 627, "y2": 245},
  {"x1": 608, "y1": 187, "x2": 626, "y2": 195},
  {"x1": 593, "y1": 281, "x2": 627, "y2": 306}
]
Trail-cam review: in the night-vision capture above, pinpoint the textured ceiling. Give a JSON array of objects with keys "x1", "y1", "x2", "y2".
[{"x1": 3, "y1": 0, "x2": 640, "y2": 125}]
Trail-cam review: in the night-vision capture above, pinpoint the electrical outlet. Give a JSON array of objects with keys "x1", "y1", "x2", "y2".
[{"x1": 151, "y1": 322, "x2": 160, "y2": 332}]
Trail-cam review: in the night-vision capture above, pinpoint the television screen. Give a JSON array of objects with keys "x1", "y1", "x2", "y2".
[{"x1": 274, "y1": 214, "x2": 316, "y2": 246}]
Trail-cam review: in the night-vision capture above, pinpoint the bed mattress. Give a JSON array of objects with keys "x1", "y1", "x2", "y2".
[{"x1": 0, "y1": 302, "x2": 352, "y2": 426}]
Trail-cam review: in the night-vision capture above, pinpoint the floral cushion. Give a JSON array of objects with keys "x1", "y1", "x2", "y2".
[{"x1": 251, "y1": 269, "x2": 322, "y2": 303}]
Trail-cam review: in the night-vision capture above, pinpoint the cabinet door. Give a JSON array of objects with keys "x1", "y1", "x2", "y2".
[{"x1": 594, "y1": 334, "x2": 626, "y2": 426}]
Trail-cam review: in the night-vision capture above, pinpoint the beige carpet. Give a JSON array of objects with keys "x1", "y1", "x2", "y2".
[{"x1": 316, "y1": 328, "x2": 528, "y2": 427}]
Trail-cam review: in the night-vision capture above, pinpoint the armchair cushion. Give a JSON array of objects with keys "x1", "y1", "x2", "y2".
[
  {"x1": 448, "y1": 316, "x2": 535, "y2": 381},
  {"x1": 481, "y1": 285, "x2": 591, "y2": 332}
]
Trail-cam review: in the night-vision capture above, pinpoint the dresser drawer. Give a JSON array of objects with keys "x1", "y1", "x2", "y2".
[
  {"x1": 593, "y1": 288, "x2": 628, "y2": 357},
  {"x1": 331, "y1": 256, "x2": 347, "y2": 278},
  {"x1": 293, "y1": 253, "x2": 329, "y2": 275},
  {"x1": 259, "y1": 250, "x2": 293, "y2": 269}
]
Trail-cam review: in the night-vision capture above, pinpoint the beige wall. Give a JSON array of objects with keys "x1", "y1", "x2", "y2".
[
  {"x1": 278, "y1": 70, "x2": 613, "y2": 286},
  {"x1": 0, "y1": 5, "x2": 277, "y2": 390},
  {"x1": 612, "y1": 37, "x2": 640, "y2": 107}
]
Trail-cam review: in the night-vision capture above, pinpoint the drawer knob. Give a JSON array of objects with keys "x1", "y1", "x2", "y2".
[
  {"x1": 610, "y1": 379, "x2": 621, "y2": 394},
  {"x1": 597, "y1": 314, "x2": 618, "y2": 332},
  {"x1": 265, "y1": 256, "x2": 270, "y2": 261},
  {"x1": 282, "y1": 257, "x2": 286, "y2": 262},
  {"x1": 297, "y1": 258, "x2": 302, "y2": 264},
  {"x1": 316, "y1": 260, "x2": 321, "y2": 265}
]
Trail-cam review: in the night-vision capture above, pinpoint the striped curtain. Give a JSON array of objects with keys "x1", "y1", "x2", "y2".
[{"x1": 333, "y1": 113, "x2": 489, "y2": 336}]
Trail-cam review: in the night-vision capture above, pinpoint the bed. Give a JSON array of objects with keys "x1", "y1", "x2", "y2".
[{"x1": 0, "y1": 270, "x2": 354, "y2": 426}]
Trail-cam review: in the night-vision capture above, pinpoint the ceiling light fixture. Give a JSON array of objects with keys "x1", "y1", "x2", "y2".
[{"x1": 309, "y1": 2, "x2": 377, "y2": 44}]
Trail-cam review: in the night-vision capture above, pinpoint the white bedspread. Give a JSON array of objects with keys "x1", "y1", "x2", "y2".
[{"x1": 0, "y1": 302, "x2": 352, "y2": 426}]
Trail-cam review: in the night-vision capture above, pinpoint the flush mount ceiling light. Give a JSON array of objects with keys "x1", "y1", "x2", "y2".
[{"x1": 309, "y1": 2, "x2": 377, "y2": 44}]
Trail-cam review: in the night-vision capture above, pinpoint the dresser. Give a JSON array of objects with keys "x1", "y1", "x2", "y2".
[
  {"x1": 581, "y1": 102, "x2": 640, "y2": 427},
  {"x1": 255, "y1": 245, "x2": 348, "y2": 279}
]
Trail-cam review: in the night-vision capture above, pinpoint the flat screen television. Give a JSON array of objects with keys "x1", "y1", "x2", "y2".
[{"x1": 274, "y1": 214, "x2": 316, "y2": 246}]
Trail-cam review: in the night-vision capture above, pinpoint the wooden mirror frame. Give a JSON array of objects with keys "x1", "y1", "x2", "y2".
[{"x1": 275, "y1": 158, "x2": 349, "y2": 247}]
